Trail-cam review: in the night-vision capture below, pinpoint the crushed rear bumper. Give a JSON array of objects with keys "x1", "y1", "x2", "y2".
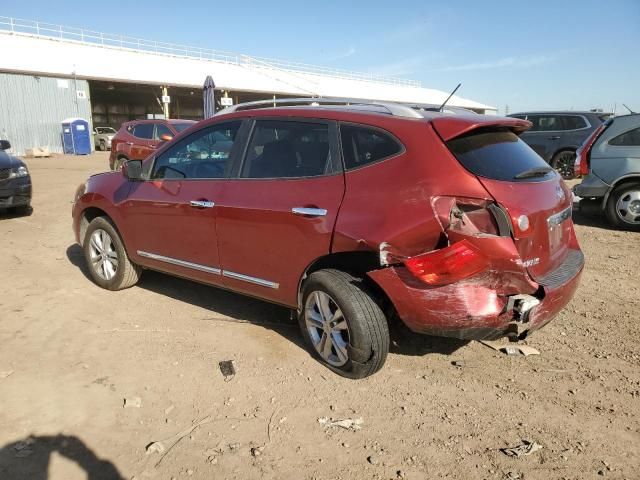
[{"x1": 368, "y1": 248, "x2": 584, "y2": 341}]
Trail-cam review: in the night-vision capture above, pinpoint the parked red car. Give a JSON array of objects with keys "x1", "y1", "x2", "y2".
[
  {"x1": 109, "y1": 119, "x2": 195, "y2": 170},
  {"x1": 73, "y1": 99, "x2": 583, "y2": 378}
]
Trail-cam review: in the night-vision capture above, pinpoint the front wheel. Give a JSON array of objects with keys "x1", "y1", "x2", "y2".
[
  {"x1": 99, "y1": 140, "x2": 107, "y2": 151},
  {"x1": 551, "y1": 151, "x2": 576, "y2": 180},
  {"x1": 605, "y1": 183, "x2": 640, "y2": 231},
  {"x1": 299, "y1": 269, "x2": 389, "y2": 379},
  {"x1": 83, "y1": 216, "x2": 141, "y2": 290}
]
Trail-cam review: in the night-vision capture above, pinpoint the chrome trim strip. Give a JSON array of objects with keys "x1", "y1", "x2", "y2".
[
  {"x1": 222, "y1": 270, "x2": 279, "y2": 289},
  {"x1": 547, "y1": 206, "x2": 572, "y2": 226},
  {"x1": 190, "y1": 200, "x2": 215, "y2": 208},
  {"x1": 137, "y1": 250, "x2": 221, "y2": 275},
  {"x1": 291, "y1": 207, "x2": 328, "y2": 217}
]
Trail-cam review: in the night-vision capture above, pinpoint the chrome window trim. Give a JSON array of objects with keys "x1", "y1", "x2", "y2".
[
  {"x1": 222, "y1": 270, "x2": 280, "y2": 289},
  {"x1": 137, "y1": 250, "x2": 221, "y2": 275}
]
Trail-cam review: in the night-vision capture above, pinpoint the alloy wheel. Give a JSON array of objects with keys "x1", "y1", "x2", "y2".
[
  {"x1": 304, "y1": 291, "x2": 350, "y2": 367},
  {"x1": 89, "y1": 228, "x2": 119, "y2": 280},
  {"x1": 616, "y1": 189, "x2": 640, "y2": 225},
  {"x1": 554, "y1": 152, "x2": 576, "y2": 180}
]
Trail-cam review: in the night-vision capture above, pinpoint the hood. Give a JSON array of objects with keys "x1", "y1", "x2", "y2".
[{"x1": 0, "y1": 150, "x2": 24, "y2": 169}]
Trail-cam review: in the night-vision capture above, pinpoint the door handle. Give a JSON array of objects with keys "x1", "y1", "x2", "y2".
[
  {"x1": 547, "y1": 136, "x2": 561, "y2": 140},
  {"x1": 126, "y1": 142, "x2": 134, "y2": 145},
  {"x1": 190, "y1": 200, "x2": 215, "y2": 208},
  {"x1": 292, "y1": 207, "x2": 327, "y2": 217}
]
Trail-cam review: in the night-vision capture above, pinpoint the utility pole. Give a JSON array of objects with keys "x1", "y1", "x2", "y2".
[{"x1": 161, "y1": 86, "x2": 170, "y2": 119}]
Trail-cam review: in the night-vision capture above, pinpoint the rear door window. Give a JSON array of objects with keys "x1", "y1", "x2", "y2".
[
  {"x1": 447, "y1": 129, "x2": 556, "y2": 182},
  {"x1": 132, "y1": 123, "x2": 154, "y2": 139},
  {"x1": 340, "y1": 124, "x2": 403, "y2": 170},
  {"x1": 561, "y1": 115, "x2": 587, "y2": 130},
  {"x1": 241, "y1": 120, "x2": 336, "y2": 178},
  {"x1": 609, "y1": 127, "x2": 640, "y2": 146}
]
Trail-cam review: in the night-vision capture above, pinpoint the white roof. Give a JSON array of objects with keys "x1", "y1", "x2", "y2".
[{"x1": 0, "y1": 27, "x2": 496, "y2": 112}]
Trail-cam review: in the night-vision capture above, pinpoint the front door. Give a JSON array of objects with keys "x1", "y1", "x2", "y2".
[
  {"x1": 216, "y1": 118, "x2": 345, "y2": 306},
  {"x1": 123, "y1": 120, "x2": 244, "y2": 285}
]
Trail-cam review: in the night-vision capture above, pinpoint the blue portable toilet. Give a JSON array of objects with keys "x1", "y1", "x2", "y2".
[{"x1": 62, "y1": 118, "x2": 91, "y2": 155}]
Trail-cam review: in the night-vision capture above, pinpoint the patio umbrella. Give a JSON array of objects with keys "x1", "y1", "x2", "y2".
[{"x1": 203, "y1": 75, "x2": 216, "y2": 119}]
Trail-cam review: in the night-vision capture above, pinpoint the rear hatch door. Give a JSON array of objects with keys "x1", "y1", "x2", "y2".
[{"x1": 434, "y1": 118, "x2": 573, "y2": 279}]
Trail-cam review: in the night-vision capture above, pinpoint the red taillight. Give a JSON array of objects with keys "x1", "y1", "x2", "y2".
[
  {"x1": 575, "y1": 148, "x2": 589, "y2": 177},
  {"x1": 404, "y1": 240, "x2": 489, "y2": 286}
]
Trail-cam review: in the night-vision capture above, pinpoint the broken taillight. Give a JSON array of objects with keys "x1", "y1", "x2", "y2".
[
  {"x1": 403, "y1": 240, "x2": 489, "y2": 286},
  {"x1": 431, "y1": 196, "x2": 511, "y2": 237}
]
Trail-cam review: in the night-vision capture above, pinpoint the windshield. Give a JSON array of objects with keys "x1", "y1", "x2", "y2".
[
  {"x1": 96, "y1": 127, "x2": 116, "y2": 134},
  {"x1": 172, "y1": 123, "x2": 193, "y2": 133},
  {"x1": 447, "y1": 128, "x2": 556, "y2": 182}
]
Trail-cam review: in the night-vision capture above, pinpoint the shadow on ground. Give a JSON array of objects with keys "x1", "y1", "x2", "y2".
[
  {"x1": 0, "y1": 206, "x2": 33, "y2": 219},
  {"x1": 0, "y1": 435, "x2": 123, "y2": 480},
  {"x1": 66, "y1": 244, "x2": 468, "y2": 360}
]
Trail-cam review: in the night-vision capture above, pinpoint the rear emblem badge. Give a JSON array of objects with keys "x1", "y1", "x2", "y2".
[{"x1": 556, "y1": 185, "x2": 565, "y2": 200}]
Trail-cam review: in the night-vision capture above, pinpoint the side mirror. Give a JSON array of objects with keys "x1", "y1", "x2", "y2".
[
  {"x1": 0, "y1": 140, "x2": 11, "y2": 151},
  {"x1": 160, "y1": 134, "x2": 173, "y2": 142},
  {"x1": 122, "y1": 159, "x2": 143, "y2": 181}
]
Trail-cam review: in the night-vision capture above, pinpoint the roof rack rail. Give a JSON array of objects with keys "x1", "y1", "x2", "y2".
[{"x1": 219, "y1": 97, "x2": 424, "y2": 119}]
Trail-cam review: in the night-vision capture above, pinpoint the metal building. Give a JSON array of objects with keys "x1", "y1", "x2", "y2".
[{"x1": 0, "y1": 72, "x2": 92, "y2": 155}]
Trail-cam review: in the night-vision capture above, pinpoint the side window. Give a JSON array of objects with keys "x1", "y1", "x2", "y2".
[
  {"x1": 562, "y1": 115, "x2": 587, "y2": 130},
  {"x1": 132, "y1": 123, "x2": 154, "y2": 139},
  {"x1": 609, "y1": 127, "x2": 640, "y2": 146},
  {"x1": 151, "y1": 121, "x2": 241, "y2": 180},
  {"x1": 340, "y1": 124, "x2": 402, "y2": 170},
  {"x1": 536, "y1": 116, "x2": 560, "y2": 131},
  {"x1": 154, "y1": 124, "x2": 173, "y2": 140},
  {"x1": 241, "y1": 120, "x2": 332, "y2": 178}
]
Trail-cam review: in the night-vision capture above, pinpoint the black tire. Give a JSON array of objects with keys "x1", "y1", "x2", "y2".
[
  {"x1": 605, "y1": 182, "x2": 640, "y2": 232},
  {"x1": 83, "y1": 216, "x2": 141, "y2": 290},
  {"x1": 551, "y1": 151, "x2": 576, "y2": 180},
  {"x1": 299, "y1": 269, "x2": 389, "y2": 379},
  {"x1": 10, "y1": 205, "x2": 32, "y2": 216},
  {"x1": 99, "y1": 140, "x2": 107, "y2": 151}
]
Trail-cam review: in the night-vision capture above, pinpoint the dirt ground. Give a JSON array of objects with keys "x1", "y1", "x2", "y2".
[{"x1": 0, "y1": 152, "x2": 638, "y2": 480}]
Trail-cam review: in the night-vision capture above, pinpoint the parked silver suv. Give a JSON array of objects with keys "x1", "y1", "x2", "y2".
[{"x1": 574, "y1": 114, "x2": 640, "y2": 231}]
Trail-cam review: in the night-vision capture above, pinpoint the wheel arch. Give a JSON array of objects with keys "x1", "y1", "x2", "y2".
[
  {"x1": 296, "y1": 251, "x2": 395, "y2": 315},
  {"x1": 78, "y1": 206, "x2": 125, "y2": 249},
  {"x1": 602, "y1": 174, "x2": 640, "y2": 208}
]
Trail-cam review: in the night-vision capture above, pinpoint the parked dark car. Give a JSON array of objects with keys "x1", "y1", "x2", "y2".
[
  {"x1": 0, "y1": 140, "x2": 32, "y2": 214},
  {"x1": 73, "y1": 99, "x2": 583, "y2": 378},
  {"x1": 574, "y1": 114, "x2": 640, "y2": 230},
  {"x1": 508, "y1": 111, "x2": 611, "y2": 179},
  {"x1": 109, "y1": 119, "x2": 196, "y2": 170}
]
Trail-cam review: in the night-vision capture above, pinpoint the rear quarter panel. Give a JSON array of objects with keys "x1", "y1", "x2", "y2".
[{"x1": 591, "y1": 116, "x2": 640, "y2": 184}]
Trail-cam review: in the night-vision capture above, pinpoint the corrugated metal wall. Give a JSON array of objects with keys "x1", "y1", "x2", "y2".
[{"x1": 0, "y1": 72, "x2": 92, "y2": 156}]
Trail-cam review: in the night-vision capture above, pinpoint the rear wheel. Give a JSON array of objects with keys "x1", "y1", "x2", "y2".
[
  {"x1": 83, "y1": 216, "x2": 141, "y2": 290},
  {"x1": 113, "y1": 156, "x2": 127, "y2": 171},
  {"x1": 299, "y1": 269, "x2": 389, "y2": 379},
  {"x1": 606, "y1": 183, "x2": 640, "y2": 231},
  {"x1": 551, "y1": 151, "x2": 576, "y2": 180}
]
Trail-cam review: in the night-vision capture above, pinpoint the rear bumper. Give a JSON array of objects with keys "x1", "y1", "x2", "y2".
[
  {"x1": 573, "y1": 173, "x2": 609, "y2": 199},
  {"x1": 368, "y1": 248, "x2": 584, "y2": 341},
  {"x1": 0, "y1": 177, "x2": 32, "y2": 208}
]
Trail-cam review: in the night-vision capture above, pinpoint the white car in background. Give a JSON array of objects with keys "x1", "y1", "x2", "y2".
[{"x1": 93, "y1": 127, "x2": 117, "y2": 151}]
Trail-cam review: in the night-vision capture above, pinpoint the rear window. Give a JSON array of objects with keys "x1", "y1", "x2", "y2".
[
  {"x1": 447, "y1": 129, "x2": 555, "y2": 182},
  {"x1": 340, "y1": 124, "x2": 403, "y2": 170}
]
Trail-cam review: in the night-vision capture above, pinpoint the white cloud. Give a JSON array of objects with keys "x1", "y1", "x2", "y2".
[
  {"x1": 328, "y1": 45, "x2": 357, "y2": 61},
  {"x1": 367, "y1": 56, "x2": 424, "y2": 77}
]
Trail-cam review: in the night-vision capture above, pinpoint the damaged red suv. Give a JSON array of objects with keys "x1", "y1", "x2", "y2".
[{"x1": 72, "y1": 99, "x2": 583, "y2": 378}]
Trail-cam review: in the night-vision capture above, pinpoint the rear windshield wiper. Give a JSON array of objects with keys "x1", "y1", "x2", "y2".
[{"x1": 514, "y1": 166, "x2": 553, "y2": 179}]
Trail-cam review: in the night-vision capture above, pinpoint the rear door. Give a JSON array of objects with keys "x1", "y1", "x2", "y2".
[
  {"x1": 442, "y1": 126, "x2": 574, "y2": 280},
  {"x1": 215, "y1": 118, "x2": 344, "y2": 306},
  {"x1": 518, "y1": 115, "x2": 562, "y2": 162}
]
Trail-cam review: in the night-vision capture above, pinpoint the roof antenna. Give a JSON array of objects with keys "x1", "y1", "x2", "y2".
[
  {"x1": 623, "y1": 103, "x2": 636, "y2": 114},
  {"x1": 438, "y1": 83, "x2": 462, "y2": 112}
]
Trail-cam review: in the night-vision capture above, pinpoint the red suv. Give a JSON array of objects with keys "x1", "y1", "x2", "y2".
[
  {"x1": 109, "y1": 119, "x2": 195, "y2": 170},
  {"x1": 73, "y1": 100, "x2": 583, "y2": 378}
]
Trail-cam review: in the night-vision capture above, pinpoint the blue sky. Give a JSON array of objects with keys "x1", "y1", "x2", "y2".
[{"x1": 3, "y1": 0, "x2": 639, "y2": 113}]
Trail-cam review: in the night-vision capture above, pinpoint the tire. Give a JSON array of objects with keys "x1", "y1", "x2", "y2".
[
  {"x1": 83, "y1": 216, "x2": 141, "y2": 290},
  {"x1": 605, "y1": 182, "x2": 640, "y2": 232},
  {"x1": 299, "y1": 269, "x2": 389, "y2": 379},
  {"x1": 551, "y1": 151, "x2": 576, "y2": 180},
  {"x1": 99, "y1": 140, "x2": 107, "y2": 151},
  {"x1": 113, "y1": 156, "x2": 127, "y2": 171}
]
